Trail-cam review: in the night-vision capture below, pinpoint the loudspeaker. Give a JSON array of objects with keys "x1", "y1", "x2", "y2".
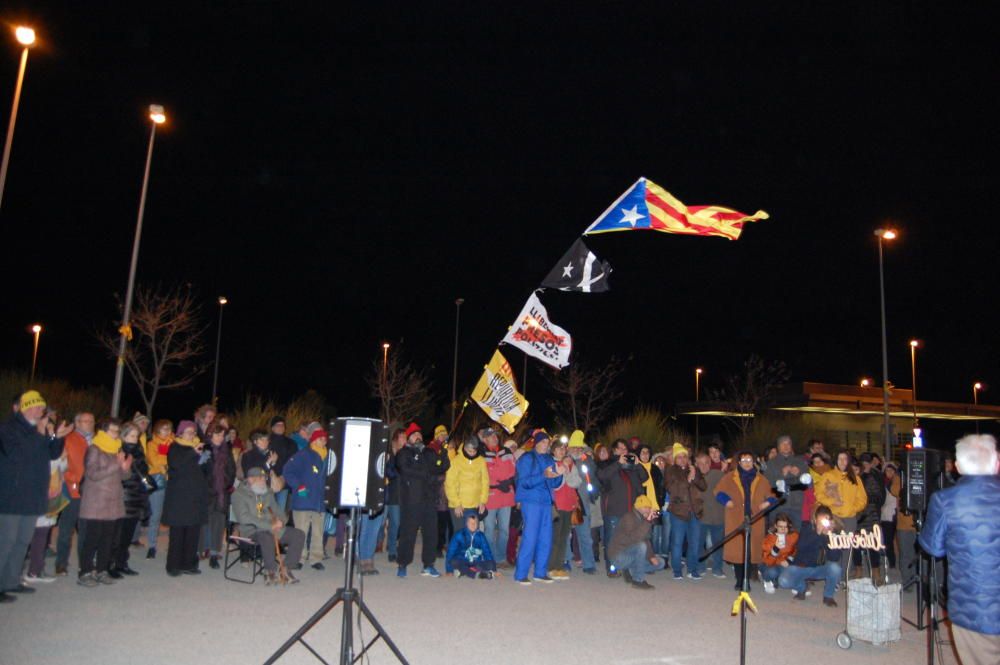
[
  {"x1": 324, "y1": 417, "x2": 388, "y2": 512},
  {"x1": 904, "y1": 448, "x2": 943, "y2": 513}
]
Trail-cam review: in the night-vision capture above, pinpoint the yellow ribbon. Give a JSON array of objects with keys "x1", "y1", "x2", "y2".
[
  {"x1": 118, "y1": 324, "x2": 133, "y2": 341},
  {"x1": 731, "y1": 591, "x2": 757, "y2": 616}
]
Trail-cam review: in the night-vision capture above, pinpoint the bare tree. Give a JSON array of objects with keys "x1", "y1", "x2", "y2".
[
  {"x1": 366, "y1": 345, "x2": 434, "y2": 426},
  {"x1": 541, "y1": 354, "x2": 628, "y2": 433},
  {"x1": 709, "y1": 354, "x2": 789, "y2": 448},
  {"x1": 98, "y1": 285, "x2": 207, "y2": 419}
]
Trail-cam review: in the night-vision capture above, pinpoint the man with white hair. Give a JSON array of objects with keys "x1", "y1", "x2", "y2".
[{"x1": 919, "y1": 435, "x2": 1000, "y2": 665}]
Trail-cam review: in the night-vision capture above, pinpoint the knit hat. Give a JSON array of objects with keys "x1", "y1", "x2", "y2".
[
  {"x1": 568, "y1": 430, "x2": 586, "y2": 448},
  {"x1": 434, "y1": 425, "x2": 448, "y2": 439},
  {"x1": 629, "y1": 436, "x2": 641, "y2": 445},
  {"x1": 176, "y1": 420, "x2": 197, "y2": 438},
  {"x1": 270, "y1": 415, "x2": 286, "y2": 427},
  {"x1": 533, "y1": 430, "x2": 551, "y2": 444},
  {"x1": 246, "y1": 467, "x2": 266, "y2": 478},
  {"x1": 405, "y1": 422, "x2": 422, "y2": 439},
  {"x1": 305, "y1": 421, "x2": 324, "y2": 437},
  {"x1": 19, "y1": 390, "x2": 45, "y2": 411},
  {"x1": 308, "y1": 429, "x2": 328, "y2": 444},
  {"x1": 132, "y1": 412, "x2": 150, "y2": 425},
  {"x1": 672, "y1": 442, "x2": 689, "y2": 458},
  {"x1": 634, "y1": 495, "x2": 654, "y2": 510}
]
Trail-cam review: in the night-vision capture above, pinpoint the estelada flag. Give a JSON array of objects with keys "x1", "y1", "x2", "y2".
[
  {"x1": 471, "y1": 350, "x2": 529, "y2": 433},
  {"x1": 502, "y1": 292, "x2": 572, "y2": 370},
  {"x1": 541, "y1": 238, "x2": 612, "y2": 293},
  {"x1": 583, "y1": 177, "x2": 768, "y2": 240}
]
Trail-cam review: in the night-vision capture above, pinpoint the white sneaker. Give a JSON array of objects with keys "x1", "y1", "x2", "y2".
[
  {"x1": 763, "y1": 580, "x2": 775, "y2": 594},
  {"x1": 24, "y1": 573, "x2": 56, "y2": 584}
]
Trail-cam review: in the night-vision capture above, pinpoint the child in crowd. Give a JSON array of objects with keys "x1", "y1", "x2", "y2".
[
  {"x1": 445, "y1": 513, "x2": 497, "y2": 579},
  {"x1": 760, "y1": 512, "x2": 798, "y2": 593}
]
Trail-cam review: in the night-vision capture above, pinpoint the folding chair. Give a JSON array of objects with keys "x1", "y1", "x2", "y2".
[{"x1": 223, "y1": 522, "x2": 264, "y2": 584}]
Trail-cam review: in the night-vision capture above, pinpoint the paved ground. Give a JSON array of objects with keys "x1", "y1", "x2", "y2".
[{"x1": 0, "y1": 532, "x2": 960, "y2": 665}]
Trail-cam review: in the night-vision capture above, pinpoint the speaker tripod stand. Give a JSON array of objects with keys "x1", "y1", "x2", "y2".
[{"x1": 264, "y1": 507, "x2": 409, "y2": 665}]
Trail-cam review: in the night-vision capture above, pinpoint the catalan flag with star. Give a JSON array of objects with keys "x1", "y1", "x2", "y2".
[{"x1": 583, "y1": 177, "x2": 768, "y2": 240}]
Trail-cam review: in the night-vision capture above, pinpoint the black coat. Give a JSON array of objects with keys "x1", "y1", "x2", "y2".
[
  {"x1": 205, "y1": 443, "x2": 236, "y2": 513},
  {"x1": 240, "y1": 445, "x2": 275, "y2": 478},
  {"x1": 0, "y1": 414, "x2": 65, "y2": 515},
  {"x1": 162, "y1": 445, "x2": 209, "y2": 527},
  {"x1": 121, "y1": 442, "x2": 153, "y2": 522},
  {"x1": 267, "y1": 433, "x2": 296, "y2": 474},
  {"x1": 395, "y1": 444, "x2": 450, "y2": 508},
  {"x1": 596, "y1": 459, "x2": 649, "y2": 519},
  {"x1": 859, "y1": 470, "x2": 885, "y2": 527}
]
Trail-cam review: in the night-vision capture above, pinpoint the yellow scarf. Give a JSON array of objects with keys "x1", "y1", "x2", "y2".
[
  {"x1": 175, "y1": 435, "x2": 201, "y2": 448},
  {"x1": 310, "y1": 441, "x2": 328, "y2": 460},
  {"x1": 93, "y1": 430, "x2": 122, "y2": 455}
]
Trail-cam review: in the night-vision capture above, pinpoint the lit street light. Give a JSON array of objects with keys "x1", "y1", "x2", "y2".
[
  {"x1": 909, "y1": 339, "x2": 920, "y2": 427},
  {"x1": 695, "y1": 367, "x2": 703, "y2": 450},
  {"x1": 874, "y1": 227, "x2": 897, "y2": 462},
  {"x1": 29, "y1": 323, "x2": 41, "y2": 383},
  {"x1": 860, "y1": 378, "x2": 871, "y2": 388},
  {"x1": 211, "y1": 296, "x2": 228, "y2": 405},
  {"x1": 451, "y1": 298, "x2": 464, "y2": 429},
  {"x1": 0, "y1": 25, "x2": 37, "y2": 213},
  {"x1": 110, "y1": 104, "x2": 167, "y2": 418},
  {"x1": 974, "y1": 381, "x2": 983, "y2": 433}
]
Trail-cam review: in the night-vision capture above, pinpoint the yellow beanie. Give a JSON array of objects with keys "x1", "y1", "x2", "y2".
[
  {"x1": 634, "y1": 495, "x2": 654, "y2": 510},
  {"x1": 434, "y1": 425, "x2": 448, "y2": 439},
  {"x1": 19, "y1": 390, "x2": 46, "y2": 411},
  {"x1": 672, "y1": 442, "x2": 689, "y2": 458},
  {"x1": 568, "y1": 430, "x2": 586, "y2": 448}
]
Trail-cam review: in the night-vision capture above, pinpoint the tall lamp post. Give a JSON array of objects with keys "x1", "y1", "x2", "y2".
[
  {"x1": 451, "y1": 298, "x2": 464, "y2": 429},
  {"x1": 29, "y1": 323, "x2": 41, "y2": 383},
  {"x1": 695, "y1": 367, "x2": 703, "y2": 451},
  {"x1": 874, "y1": 227, "x2": 897, "y2": 462},
  {"x1": 211, "y1": 297, "x2": 228, "y2": 405},
  {"x1": 973, "y1": 381, "x2": 983, "y2": 434},
  {"x1": 110, "y1": 104, "x2": 167, "y2": 418},
  {"x1": 0, "y1": 26, "x2": 36, "y2": 212},
  {"x1": 909, "y1": 339, "x2": 920, "y2": 428},
  {"x1": 381, "y1": 342, "x2": 390, "y2": 422}
]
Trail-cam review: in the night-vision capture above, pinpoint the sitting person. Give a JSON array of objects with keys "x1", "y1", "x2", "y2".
[
  {"x1": 445, "y1": 513, "x2": 497, "y2": 579},
  {"x1": 607, "y1": 495, "x2": 666, "y2": 590},
  {"x1": 760, "y1": 512, "x2": 798, "y2": 593},
  {"x1": 778, "y1": 505, "x2": 843, "y2": 606},
  {"x1": 231, "y1": 467, "x2": 304, "y2": 584}
]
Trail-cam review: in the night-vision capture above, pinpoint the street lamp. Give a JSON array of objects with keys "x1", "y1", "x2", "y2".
[
  {"x1": 695, "y1": 367, "x2": 703, "y2": 450},
  {"x1": 451, "y1": 298, "x2": 464, "y2": 428},
  {"x1": 874, "y1": 227, "x2": 897, "y2": 462},
  {"x1": 29, "y1": 323, "x2": 41, "y2": 383},
  {"x1": 974, "y1": 381, "x2": 983, "y2": 433},
  {"x1": 0, "y1": 25, "x2": 37, "y2": 213},
  {"x1": 909, "y1": 339, "x2": 920, "y2": 427},
  {"x1": 110, "y1": 104, "x2": 167, "y2": 418},
  {"x1": 860, "y1": 378, "x2": 871, "y2": 388},
  {"x1": 211, "y1": 296, "x2": 228, "y2": 405}
]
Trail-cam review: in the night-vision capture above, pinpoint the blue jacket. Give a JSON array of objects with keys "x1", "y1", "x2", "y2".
[
  {"x1": 281, "y1": 448, "x2": 327, "y2": 512},
  {"x1": 0, "y1": 414, "x2": 65, "y2": 515},
  {"x1": 919, "y1": 475, "x2": 1000, "y2": 635},
  {"x1": 445, "y1": 528, "x2": 495, "y2": 573},
  {"x1": 514, "y1": 451, "x2": 560, "y2": 505}
]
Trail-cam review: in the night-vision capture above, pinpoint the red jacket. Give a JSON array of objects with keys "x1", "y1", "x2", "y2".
[
  {"x1": 63, "y1": 431, "x2": 89, "y2": 499},
  {"x1": 553, "y1": 461, "x2": 580, "y2": 513},
  {"x1": 484, "y1": 447, "x2": 516, "y2": 510}
]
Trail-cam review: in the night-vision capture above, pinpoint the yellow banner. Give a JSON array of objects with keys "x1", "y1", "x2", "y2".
[{"x1": 471, "y1": 350, "x2": 529, "y2": 433}]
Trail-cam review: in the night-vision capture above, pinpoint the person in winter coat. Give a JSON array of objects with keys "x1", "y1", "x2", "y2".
[
  {"x1": 919, "y1": 434, "x2": 1000, "y2": 665},
  {"x1": 109, "y1": 421, "x2": 153, "y2": 578},
  {"x1": 283, "y1": 428, "x2": 330, "y2": 570},
  {"x1": 161, "y1": 420, "x2": 209, "y2": 576},
  {"x1": 0, "y1": 391, "x2": 71, "y2": 601},
  {"x1": 427, "y1": 425, "x2": 453, "y2": 555},
  {"x1": 880, "y1": 463, "x2": 902, "y2": 571},
  {"x1": 144, "y1": 419, "x2": 173, "y2": 559},
  {"x1": 596, "y1": 438, "x2": 649, "y2": 576},
  {"x1": 232, "y1": 468, "x2": 303, "y2": 585},
  {"x1": 445, "y1": 436, "x2": 489, "y2": 534},
  {"x1": 608, "y1": 495, "x2": 666, "y2": 590},
  {"x1": 855, "y1": 452, "x2": 886, "y2": 577},
  {"x1": 481, "y1": 426, "x2": 516, "y2": 568},
  {"x1": 778, "y1": 505, "x2": 843, "y2": 606},
  {"x1": 54, "y1": 411, "x2": 92, "y2": 576},
  {"x1": 24, "y1": 456, "x2": 69, "y2": 583},
  {"x1": 445, "y1": 513, "x2": 496, "y2": 578},
  {"x1": 395, "y1": 423, "x2": 450, "y2": 578},
  {"x1": 650, "y1": 452, "x2": 670, "y2": 557},
  {"x1": 567, "y1": 431, "x2": 600, "y2": 575},
  {"x1": 759, "y1": 512, "x2": 798, "y2": 593},
  {"x1": 714, "y1": 450, "x2": 778, "y2": 591},
  {"x1": 513, "y1": 430, "x2": 563, "y2": 584},
  {"x1": 199, "y1": 423, "x2": 236, "y2": 570},
  {"x1": 663, "y1": 443, "x2": 707, "y2": 580},
  {"x1": 383, "y1": 428, "x2": 406, "y2": 564},
  {"x1": 815, "y1": 450, "x2": 867, "y2": 533},
  {"x1": 78, "y1": 418, "x2": 130, "y2": 587},
  {"x1": 547, "y1": 438, "x2": 582, "y2": 579},
  {"x1": 763, "y1": 435, "x2": 810, "y2": 530},
  {"x1": 696, "y1": 451, "x2": 728, "y2": 578},
  {"x1": 267, "y1": 415, "x2": 297, "y2": 511}
]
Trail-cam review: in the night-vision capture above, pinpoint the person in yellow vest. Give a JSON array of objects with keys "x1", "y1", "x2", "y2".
[{"x1": 445, "y1": 436, "x2": 489, "y2": 535}]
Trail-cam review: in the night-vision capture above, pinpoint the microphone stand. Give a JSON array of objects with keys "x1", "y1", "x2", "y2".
[{"x1": 702, "y1": 497, "x2": 784, "y2": 665}]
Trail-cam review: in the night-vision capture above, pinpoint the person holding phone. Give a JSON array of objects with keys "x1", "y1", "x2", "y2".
[
  {"x1": 161, "y1": 420, "x2": 209, "y2": 576},
  {"x1": 777, "y1": 505, "x2": 843, "y2": 606},
  {"x1": 513, "y1": 431, "x2": 563, "y2": 585}
]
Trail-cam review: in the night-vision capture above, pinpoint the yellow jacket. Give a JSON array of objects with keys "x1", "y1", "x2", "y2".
[
  {"x1": 145, "y1": 434, "x2": 172, "y2": 476},
  {"x1": 816, "y1": 468, "x2": 867, "y2": 519},
  {"x1": 445, "y1": 452, "x2": 489, "y2": 509}
]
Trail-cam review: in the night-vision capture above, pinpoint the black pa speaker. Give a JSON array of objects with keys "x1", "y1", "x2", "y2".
[
  {"x1": 324, "y1": 417, "x2": 388, "y2": 513},
  {"x1": 904, "y1": 448, "x2": 943, "y2": 514}
]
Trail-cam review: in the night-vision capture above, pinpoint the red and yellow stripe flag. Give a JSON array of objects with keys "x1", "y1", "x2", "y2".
[{"x1": 583, "y1": 177, "x2": 768, "y2": 240}]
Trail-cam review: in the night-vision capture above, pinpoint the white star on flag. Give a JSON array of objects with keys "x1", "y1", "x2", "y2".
[
  {"x1": 561, "y1": 262, "x2": 574, "y2": 277},
  {"x1": 620, "y1": 205, "x2": 644, "y2": 227}
]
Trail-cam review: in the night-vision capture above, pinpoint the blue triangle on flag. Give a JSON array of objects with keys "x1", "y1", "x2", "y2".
[{"x1": 583, "y1": 178, "x2": 651, "y2": 234}]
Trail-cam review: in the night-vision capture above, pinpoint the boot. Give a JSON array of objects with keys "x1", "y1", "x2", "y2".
[{"x1": 359, "y1": 560, "x2": 374, "y2": 576}]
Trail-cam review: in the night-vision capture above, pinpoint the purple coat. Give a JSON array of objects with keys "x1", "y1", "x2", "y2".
[{"x1": 80, "y1": 447, "x2": 126, "y2": 521}]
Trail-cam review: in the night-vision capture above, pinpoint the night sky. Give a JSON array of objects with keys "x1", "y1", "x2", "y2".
[{"x1": 2, "y1": 3, "x2": 997, "y2": 435}]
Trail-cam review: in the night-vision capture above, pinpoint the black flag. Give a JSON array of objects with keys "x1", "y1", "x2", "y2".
[{"x1": 541, "y1": 239, "x2": 612, "y2": 293}]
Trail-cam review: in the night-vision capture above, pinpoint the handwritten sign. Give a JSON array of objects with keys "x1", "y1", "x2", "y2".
[{"x1": 825, "y1": 524, "x2": 885, "y2": 551}]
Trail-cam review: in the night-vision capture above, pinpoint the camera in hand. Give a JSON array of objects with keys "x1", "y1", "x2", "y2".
[{"x1": 625, "y1": 454, "x2": 636, "y2": 465}]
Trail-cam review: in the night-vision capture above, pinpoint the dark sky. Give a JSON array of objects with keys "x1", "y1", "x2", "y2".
[{"x1": 2, "y1": 3, "x2": 997, "y2": 431}]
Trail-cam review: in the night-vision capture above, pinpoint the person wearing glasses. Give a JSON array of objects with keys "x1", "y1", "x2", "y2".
[{"x1": 714, "y1": 451, "x2": 777, "y2": 591}]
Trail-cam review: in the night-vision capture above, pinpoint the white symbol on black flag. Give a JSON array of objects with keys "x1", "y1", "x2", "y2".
[{"x1": 541, "y1": 239, "x2": 612, "y2": 293}]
